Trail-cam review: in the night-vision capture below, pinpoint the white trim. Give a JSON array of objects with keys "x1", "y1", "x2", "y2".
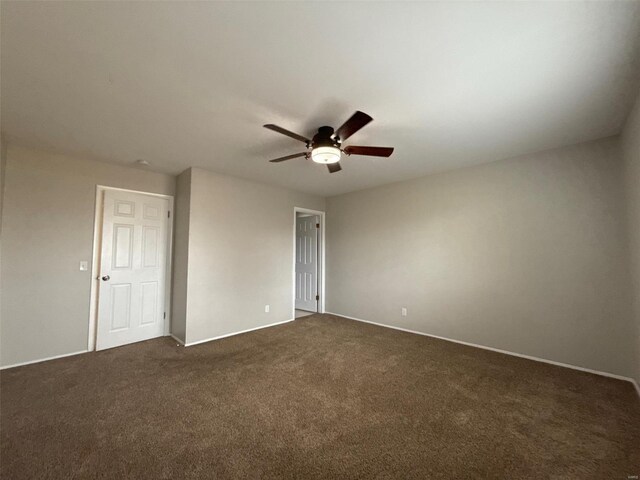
[
  {"x1": 184, "y1": 318, "x2": 294, "y2": 347},
  {"x1": 327, "y1": 312, "x2": 640, "y2": 397},
  {"x1": 292, "y1": 207, "x2": 326, "y2": 319},
  {"x1": 0, "y1": 350, "x2": 88, "y2": 370},
  {"x1": 88, "y1": 185, "x2": 175, "y2": 351},
  {"x1": 169, "y1": 334, "x2": 185, "y2": 346}
]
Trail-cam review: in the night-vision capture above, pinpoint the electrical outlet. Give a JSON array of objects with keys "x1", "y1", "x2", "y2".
[
  {"x1": 401, "y1": 307, "x2": 407, "y2": 317},
  {"x1": 79, "y1": 261, "x2": 89, "y2": 271},
  {"x1": 265, "y1": 305, "x2": 270, "y2": 313}
]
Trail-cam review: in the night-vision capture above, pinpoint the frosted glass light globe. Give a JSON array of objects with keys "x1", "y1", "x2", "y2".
[{"x1": 311, "y1": 146, "x2": 341, "y2": 164}]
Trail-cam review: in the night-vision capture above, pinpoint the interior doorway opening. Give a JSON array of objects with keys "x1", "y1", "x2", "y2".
[{"x1": 293, "y1": 207, "x2": 325, "y2": 319}]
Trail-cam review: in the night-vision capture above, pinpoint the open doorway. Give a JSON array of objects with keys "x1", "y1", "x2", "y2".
[{"x1": 293, "y1": 207, "x2": 325, "y2": 319}]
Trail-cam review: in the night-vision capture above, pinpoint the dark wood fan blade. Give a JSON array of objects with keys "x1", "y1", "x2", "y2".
[
  {"x1": 335, "y1": 111, "x2": 373, "y2": 141},
  {"x1": 327, "y1": 162, "x2": 342, "y2": 173},
  {"x1": 343, "y1": 146, "x2": 394, "y2": 157},
  {"x1": 269, "y1": 152, "x2": 308, "y2": 163},
  {"x1": 264, "y1": 124, "x2": 310, "y2": 144}
]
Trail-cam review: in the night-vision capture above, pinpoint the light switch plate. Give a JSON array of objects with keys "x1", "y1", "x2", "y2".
[
  {"x1": 401, "y1": 307, "x2": 407, "y2": 317},
  {"x1": 265, "y1": 305, "x2": 270, "y2": 313},
  {"x1": 79, "y1": 261, "x2": 89, "y2": 271}
]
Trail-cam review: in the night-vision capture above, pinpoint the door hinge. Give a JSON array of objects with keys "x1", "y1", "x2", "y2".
[
  {"x1": 164, "y1": 312, "x2": 166, "y2": 319},
  {"x1": 316, "y1": 294, "x2": 319, "y2": 301},
  {"x1": 316, "y1": 223, "x2": 320, "y2": 228},
  {"x1": 168, "y1": 211, "x2": 171, "y2": 218}
]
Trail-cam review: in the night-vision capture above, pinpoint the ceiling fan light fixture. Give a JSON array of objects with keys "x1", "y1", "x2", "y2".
[{"x1": 311, "y1": 146, "x2": 341, "y2": 164}]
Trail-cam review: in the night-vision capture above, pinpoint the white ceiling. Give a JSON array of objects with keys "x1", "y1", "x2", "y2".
[{"x1": 2, "y1": 1, "x2": 640, "y2": 197}]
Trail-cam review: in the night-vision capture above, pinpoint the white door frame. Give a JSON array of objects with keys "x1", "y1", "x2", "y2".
[
  {"x1": 292, "y1": 207, "x2": 325, "y2": 318},
  {"x1": 88, "y1": 185, "x2": 174, "y2": 351}
]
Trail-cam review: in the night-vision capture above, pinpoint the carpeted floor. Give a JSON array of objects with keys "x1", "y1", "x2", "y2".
[{"x1": 1, "y1": 314, "x2": 639, "y2": 479}]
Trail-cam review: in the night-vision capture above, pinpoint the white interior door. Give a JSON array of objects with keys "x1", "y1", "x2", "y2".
[
  {"x1": 295, "y1": 215, "x2": 318, "y2": 312},
  {"x1": 96, "y1": 190, "x2": 169, "y2": 350}
]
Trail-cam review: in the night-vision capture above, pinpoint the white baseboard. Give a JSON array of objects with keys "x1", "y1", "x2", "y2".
[
  {"x1": 326, "y1": 312, "x2": 640, "y2": 398},
  {"x1": 168, "y1": 334, "x2": 185, "y2": 346},
  {"x1": 184, "y1": 318, "x2": 295, "y2": 347},
  {"x1": 0, "y1": 350, "x2": 89, "y2": 370}
]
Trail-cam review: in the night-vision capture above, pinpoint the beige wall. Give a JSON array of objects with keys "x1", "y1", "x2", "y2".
[
  {"x1": 0, "y1": 137, "x2": 6, "y2": 229},
  {"x1": 0, "y1": 145, "x2": 176, "y2": 367},
  {"x1": 0, "y1": 138, "x2": 6, "y2": 364},
  {"x1": 177, "y1": 167, "x2": 325, "y2": 345},
  {"x1": 326, "y1": 137, "x2": 634, "y2": 377},
  {"x1": 170, "y1": 169, "x2": 192, "y2": 343},
  {"x1": 621, "y1": 91, "x2": 640, "y2": 385}
]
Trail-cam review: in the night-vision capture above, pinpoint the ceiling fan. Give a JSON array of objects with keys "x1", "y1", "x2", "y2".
[{"x1": 264, "y1": 111, "x2": 394, "y2": 173}]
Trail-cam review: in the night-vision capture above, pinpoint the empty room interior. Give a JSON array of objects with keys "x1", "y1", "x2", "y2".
[{"x1": 1, "y1": 1, "x2": 640, "y2": 478}]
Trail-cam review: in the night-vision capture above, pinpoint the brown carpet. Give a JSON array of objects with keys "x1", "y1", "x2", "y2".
[{"x1": 1, "y1": 314, "x2": 639, "y2": 479}]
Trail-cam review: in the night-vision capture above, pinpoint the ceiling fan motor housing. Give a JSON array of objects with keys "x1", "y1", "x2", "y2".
[{"x1": 312, "y1": 126, "x2": 340, "y2": 149}]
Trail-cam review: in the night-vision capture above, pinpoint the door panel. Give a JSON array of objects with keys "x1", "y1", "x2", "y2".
[
  {"x1": 110, "y1": 284, "x2": 131, "y2": 331},
  {"x1": 113, "y1": 224, "x2": 134, "y2": 269},
  {"x1": 142, "y1": 226, "x2": 159, "y2": 267},
  {"x1": 96, "y1": 190, "x2": 169, "y2": 350},
  {"x1": 295, "y1": 215, "x2": 318, "y2": 312},
  {"x1": 140, "y1": 281, "x2": 158, "y2": 325}
]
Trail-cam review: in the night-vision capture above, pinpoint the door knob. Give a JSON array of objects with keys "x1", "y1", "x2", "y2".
[{"x1": 101, "y1": 275, "x2": 110, "y2": 281}]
